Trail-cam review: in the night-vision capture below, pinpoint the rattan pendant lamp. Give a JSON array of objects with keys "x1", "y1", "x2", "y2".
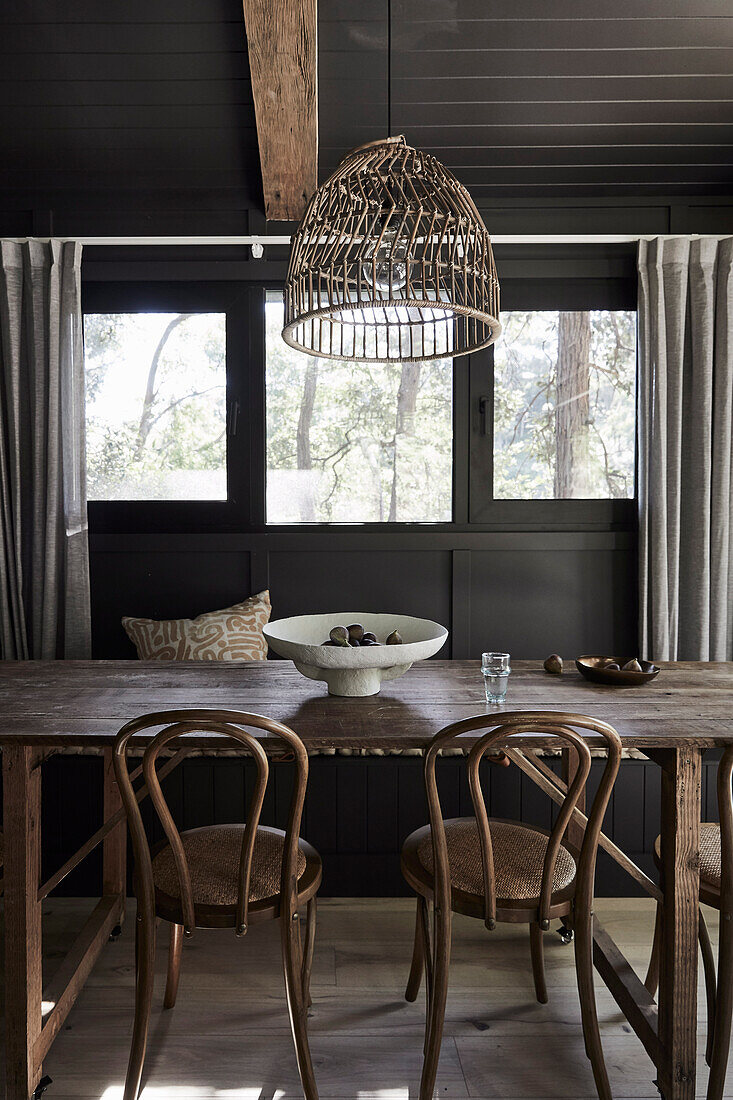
[{"x1": 283, "y1": 135, "x2": 501, "y2": 363}]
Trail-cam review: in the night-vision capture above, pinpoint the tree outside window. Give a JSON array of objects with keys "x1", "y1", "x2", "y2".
[
  {"x1": 493, "y1": 310, "x2": 636, "y2": 500},
  {"x1": 84, "y1": 312, "x2": 227, "y2": 501},
  {"x1": 265, "y1": 298, "x2": 453, "y2": 523}
]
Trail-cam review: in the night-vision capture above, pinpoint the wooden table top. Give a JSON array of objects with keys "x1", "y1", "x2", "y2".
[{"x1": 0, "y1": 659, "x2": 731, "y2": 751}]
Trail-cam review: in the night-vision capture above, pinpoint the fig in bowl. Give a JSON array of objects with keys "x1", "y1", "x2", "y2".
[
  {"x1": 263, "y1": 613, "x2": 448, "y2": 696},
  {"x1": 575, "y1": 655, "x2": 660, "y2": 686}
]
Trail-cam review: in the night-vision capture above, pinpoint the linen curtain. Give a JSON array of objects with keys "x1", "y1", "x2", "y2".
[
  {"x1": 638, "y1": 236, "x2": 733, "y2": 660},
  {"x1": 0, "y1": 239, "x2": 90, "y2": 658}
]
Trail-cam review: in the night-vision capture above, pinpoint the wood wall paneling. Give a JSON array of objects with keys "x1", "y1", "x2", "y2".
[
  {"x1": 89, "y1": 531, "x2": 636, "y2": 661},
  {"x1": 1, "y1": 0, "x2": 732, "y2": 231},
  {"x1": 265, "y1": 550, "x2": 453, "y2": 636},
  {"x1": 320, "y1": 0, "x2": 733, "y2": 199},
  {"x1": 90, "y1": 549, "x2": 253, "y2": 658},
  {"x1": 467, "y1": 545, "x2": 637, "y2": 659}
]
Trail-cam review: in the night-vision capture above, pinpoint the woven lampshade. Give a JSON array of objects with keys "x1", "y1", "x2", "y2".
[{"x1": 283, "y1": 135, "x2": 501, "y2": 363}]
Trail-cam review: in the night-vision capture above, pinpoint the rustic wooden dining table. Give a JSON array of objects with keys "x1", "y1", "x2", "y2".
[{"x1": 0, "y1": 657, "x2": 730, "y2": 1100}]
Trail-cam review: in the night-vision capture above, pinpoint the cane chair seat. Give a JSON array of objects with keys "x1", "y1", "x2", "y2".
[
  {"x1": 411, "y1": 817, "x2": 576, "y2": 903},
  {"x1": 653, "y1": 822, "x2": 721, "y2": 889},
  {"x1": 152, "y1": 824, "x2": 309, "y2": 907}
]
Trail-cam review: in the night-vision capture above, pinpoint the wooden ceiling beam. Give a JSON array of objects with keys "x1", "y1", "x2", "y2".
[{"x1": 242, "y1": 0, "x2": 318, "y2": 223}]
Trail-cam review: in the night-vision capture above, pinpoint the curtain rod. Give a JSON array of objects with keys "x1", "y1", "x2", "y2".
[{"x1": 5, "y1": 234, "x2": 730, "y2": 246}]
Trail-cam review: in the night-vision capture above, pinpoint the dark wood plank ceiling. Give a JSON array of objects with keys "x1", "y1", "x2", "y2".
[
  {"x1": 0, "y1": 0, "x2": 260, "y2": 234},
  {"x1": 1, "y1": 0, "x2": 732, "y2": 235},
  {"x1": 320, "y1": 0, "x2": 733, "y2": 197}
]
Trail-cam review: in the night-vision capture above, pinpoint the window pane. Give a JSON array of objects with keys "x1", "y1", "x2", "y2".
[
  {"x1": 266, "y1": 297, "x2": 453, "y2": 523},
  {"x1": 493, "y1": 310, "x2": 636, "y2": 500},
  {"x1": 84, "y1": 312, "x2": 227, "y2": 501}
]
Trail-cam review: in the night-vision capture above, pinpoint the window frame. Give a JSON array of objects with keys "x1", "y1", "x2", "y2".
[
  {"x1": 82, "y1": 280, "x2": 263, "y2": 533},
  {"x1": 262, "y1": 287, "x2": 457, "y2": 527},
  {"x1": 83, "y1": 244, "x2": 638, "y2": 536},
  {"x1": 468, "y1": 263, "x2": 638, "y2": 529}
]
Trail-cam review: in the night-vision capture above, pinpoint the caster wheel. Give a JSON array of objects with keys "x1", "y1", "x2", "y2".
[
  {"x1": 558, "y1": 927, "x2": 573, "y2": 945},
  {"x1": 33, "y1": 1075, "x2": 53, "y2": 1099},
  {"x1": 109, "y1": 923, "x2": 123, "y2": 942}
]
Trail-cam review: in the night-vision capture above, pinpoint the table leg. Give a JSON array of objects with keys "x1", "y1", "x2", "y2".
[
  {"x1": 102, "y1": 747, "x2": 126, "y2": 921},
  {"x1": 656, "y1": 747, "x2": 702, "y2": 1100},
  {"x1": 4, "y1": 744, "x2": 43, "y2": 1100}
]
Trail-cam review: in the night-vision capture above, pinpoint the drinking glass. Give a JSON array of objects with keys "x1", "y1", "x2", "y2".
[{"x1": 482, "y1": 652, "x2": 511, "y2": 703}]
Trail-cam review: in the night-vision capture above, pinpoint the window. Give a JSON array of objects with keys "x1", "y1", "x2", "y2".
[
  {"x1": 265, "y1": 294, "x2": 453, "y2": 523},
  {"x1": 84, "y1": 312, "x2": 227, "y2": 501},
  {"x1": 82, "y1": 280, "x2": 254, "y2": 531},
  {"x1": 82, "y1": 249, "x2": 637, "y2": 534},
  {"x1": 493, "y1": 310, "x2": 636, "y2": 500},
  {"x1": 468, "y1": 246, "x2": 638, "y2": 526}
]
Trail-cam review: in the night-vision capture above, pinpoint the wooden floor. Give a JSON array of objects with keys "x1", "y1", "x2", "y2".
[{"x1": 6, "y1": 898, "x2": 733, "y2": 1099}]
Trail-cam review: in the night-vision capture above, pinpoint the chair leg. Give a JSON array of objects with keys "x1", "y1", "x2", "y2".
[
  {"x1": 574, "y1": 908, "x2": 612, "y2": 1100},
  {"x1": 164, "y1": 922, "x2": 183, "y2": 1010},
  {"x1": 419, "y1": 900, "x2": 451, "y2": 1100},
  {"x1": 699, "y1": 909, "x2": 717, "y2": 1068},
  {"x1": 301, "y1": 897, "x2": 317, "y2": 1010},
  {"x1": 530, "y1": 922, "x2": 548, "y2": 1004},
  {"x1": 644, "y1": 901, "x2": 662, "y2": 997},
  {"x1": 406, "y1": 897, "x2": 425, "y2": 1002},
  {"x1": 707, "y1": 896, "x2": 733, "y2": 1100},
  {"x1": 417, "y1": 897, "x2": 433, "y2": 1057},
  {"x1": 282, "y1": 903, "x2": 319, "y2": 1100},
  {"x1": 125, "y1": 912, "x2": 156, "y2": 1100}
]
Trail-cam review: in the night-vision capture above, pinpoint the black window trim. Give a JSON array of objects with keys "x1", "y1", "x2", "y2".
[
  {"x1": 83, "y1": 243, "x2": 638, "y2": 536},
  {"x1": 83, "y1": 280, "x2": 262, "y2": 534},
  {"x1": 468, "y1": 247, "x2": 639, "y2": 528}
]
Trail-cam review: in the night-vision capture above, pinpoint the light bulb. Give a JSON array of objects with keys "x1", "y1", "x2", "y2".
[{"x1": 361, "y1": 226, "x2": 408, "y2": 295}]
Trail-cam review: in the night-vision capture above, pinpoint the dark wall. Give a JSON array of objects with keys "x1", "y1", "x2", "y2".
[{"x1": 90, "y1": 531, "x2": 636, "y2": 662}]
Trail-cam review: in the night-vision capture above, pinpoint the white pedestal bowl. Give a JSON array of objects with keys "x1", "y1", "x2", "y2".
[{"x1": 263, "y1": 613, "x2": 449, "y2": 697}]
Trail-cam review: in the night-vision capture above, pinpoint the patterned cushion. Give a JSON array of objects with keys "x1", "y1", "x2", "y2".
[
  {"x1": 417, "y1": 818, "x2": 576, "y2": 900},
  {"x1": 152, "y1": 825, "x2": 306, "y2": 905},
  {"x1": 122, "y1": 590, "x2": 271, "y2": 661}
]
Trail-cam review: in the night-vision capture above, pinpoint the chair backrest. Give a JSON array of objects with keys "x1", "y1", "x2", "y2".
[
  {"x1": 423, "y1": 710, "x2": 622, "y2": 929},
  {"x1": 113, "y1": 709, "x2": 309, "y2": 938}
]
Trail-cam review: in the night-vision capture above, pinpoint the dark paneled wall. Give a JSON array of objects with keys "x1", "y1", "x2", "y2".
[{"x1": 89, "y1": 531, "x2": 636, "y2": 661}]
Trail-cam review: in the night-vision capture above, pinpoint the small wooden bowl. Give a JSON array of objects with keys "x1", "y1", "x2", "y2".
[{"x1": 575, "y1": 655, "x2": 661, "y2": 686}]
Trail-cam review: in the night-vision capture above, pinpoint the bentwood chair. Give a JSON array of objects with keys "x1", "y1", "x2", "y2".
[
  {"x1": 400, "y1": 711, "x2": 622, "y2": 1100},
  {"x1": 114, "y1": 710, "x2": 322, "y2": 1100},
  {"x1": 645, "y1": 746, "x2": 733, "y2": 1100}
]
